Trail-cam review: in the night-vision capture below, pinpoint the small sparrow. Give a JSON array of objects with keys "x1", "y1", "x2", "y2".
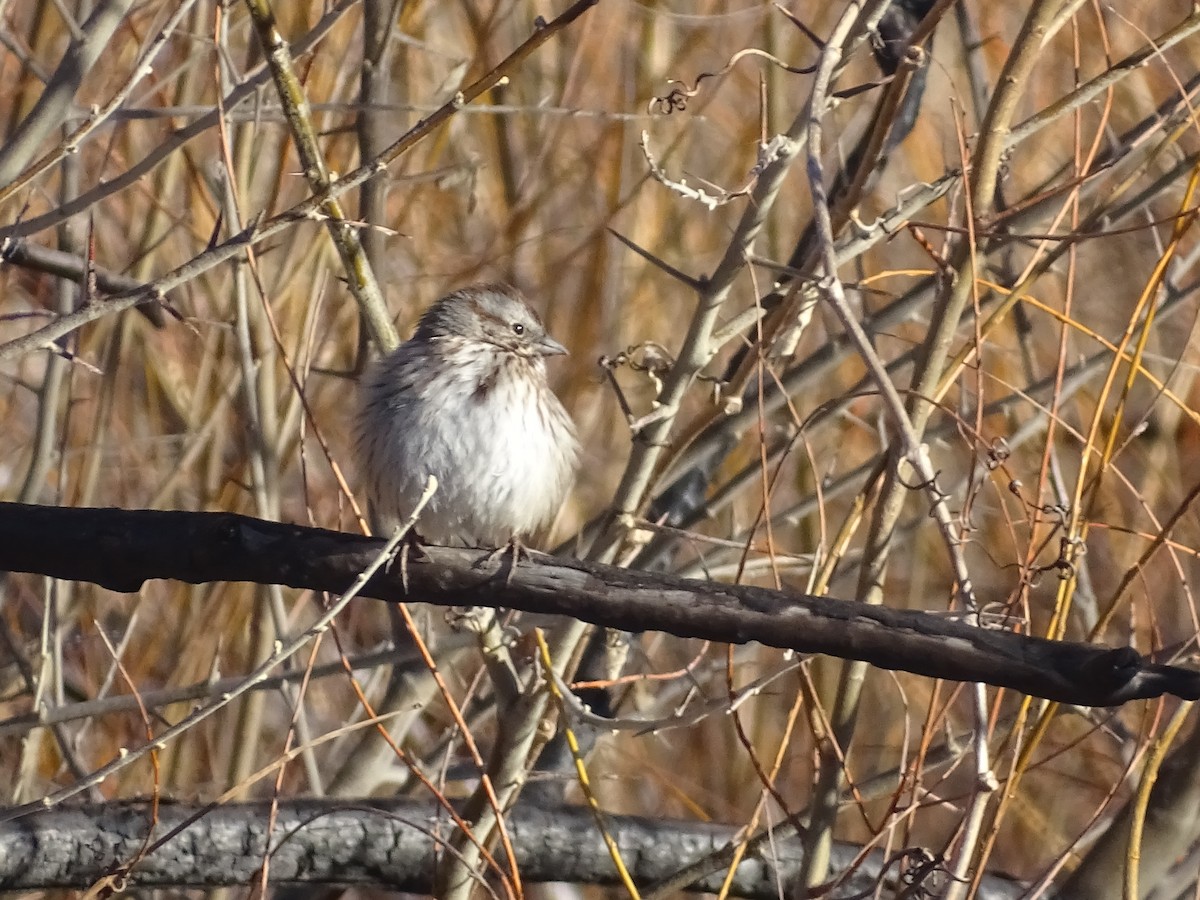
[{"x1": 355, "y1": 283, "x2": 579, "y2": 548}]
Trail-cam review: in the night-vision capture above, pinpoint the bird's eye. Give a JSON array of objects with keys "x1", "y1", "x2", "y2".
[{"x1": 511, "y1": 322, "x2": 525, "y2": 335}]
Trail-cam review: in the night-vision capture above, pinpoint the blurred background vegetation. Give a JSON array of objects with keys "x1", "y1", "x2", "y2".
[{"x1": 3, "y1": 0, "x2": 1200, "y2": 895}]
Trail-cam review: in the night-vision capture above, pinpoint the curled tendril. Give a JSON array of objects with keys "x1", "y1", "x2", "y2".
[
  {"x1": 648, "y1": 48, "x2": 817, "y2": 115},
  {"x1": 602, "y1": 342, "x2": 675, "y2": 376},
  {"x1": 986, "y1": 436, "x2": 1011, "y2": 469}
]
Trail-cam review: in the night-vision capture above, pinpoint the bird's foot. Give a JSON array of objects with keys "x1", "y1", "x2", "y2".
[
  {"x1": 476, "y1": 536, "x2": 536, "y2": 585},
  {"x1": 388, "y1": 528, "x2": 430, "y2": 593}
]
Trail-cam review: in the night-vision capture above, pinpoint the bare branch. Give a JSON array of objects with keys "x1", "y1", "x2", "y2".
[
  {"x1": 0, "y1": 798, "x2": 1026, "y2": 897},
  {"x1": 0, "y1": 0, "x2": 135, "y2": 184},
  {"x1": 0, "y1": 503, "x2": 1193, "y2": 709}
]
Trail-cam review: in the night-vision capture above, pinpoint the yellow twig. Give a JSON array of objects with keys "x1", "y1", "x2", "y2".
[{"x1": 533, "y1": 629, "x2": 642, "y2": 900}]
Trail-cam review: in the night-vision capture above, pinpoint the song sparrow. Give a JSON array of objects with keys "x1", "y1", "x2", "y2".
[{"x1": 356, "y1": 283, "x2": 579, "y2": 548}]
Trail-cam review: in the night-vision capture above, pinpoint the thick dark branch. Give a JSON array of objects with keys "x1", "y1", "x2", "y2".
[
  {"x1": 0, "y1": 798, "x2": 1023, "y2": 897},
  {"x1": 0, "y1": 502, "x2": 1195, "y2": 707},
  {"x1": 1, "y1": 238, "x2": 165, "y2": 326}
]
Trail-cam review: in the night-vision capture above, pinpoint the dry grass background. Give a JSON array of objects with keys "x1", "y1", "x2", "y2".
[{"x1": 3, "y1": 0, "x2": 1200, "y2": 896}]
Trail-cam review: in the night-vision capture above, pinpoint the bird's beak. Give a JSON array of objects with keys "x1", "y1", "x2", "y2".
[{"x1": 538, "y1": 335, "x2": 569, "y2": 356}]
